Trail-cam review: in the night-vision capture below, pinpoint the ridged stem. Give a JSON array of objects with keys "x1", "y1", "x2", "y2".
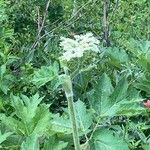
[{"x1": 62, "y1": 75, "x2": 80, "y2": 150}]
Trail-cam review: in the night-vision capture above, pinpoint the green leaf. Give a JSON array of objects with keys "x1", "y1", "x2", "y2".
[
  {"x1": 135, "y1": 73, "x2": 150, "y2": 97},
  {"x1": 43, "y1": 136, "x2": 68, "y2": 150},
  {"x1": 32, "y1": 104, "x2": 52, "y2": 135},
  {"x1": 0, "y1": 131, "x2": 13, "y2": 144},
  {"x1": 21, "y1": 134, "x2": 39, "y2": 150},
  {"x1": 0, "y1": 81, "x2": 9, "y2": 94},
  {"x1": 90, "y1": 129, "x2": 129, "y2": 150},
  {"x1": 0, "y1": 74, "x2": 14, "y2": 94},
  {"x1": 116, "y1": 87, "x2": 145, "y2": 116},
  {"x1": 0, "y1": 64, "x2": 6, "y2": 78},
  {"x1": 32, "y1": 62, "x2": 59, "y2": 87},
  {"x1": 110, "y1": 76, "x2": 128, "y2": 103},
  {"x1": 89, "y1": 74, "x2": 144, "y2": 117},
  {"x1": 50, "y1": 114, "x2": 72, "y2": 134},
  {"x1": 106, "y1": 47, "x2": 128, "y2": 67},
  {"x1": 0, "y1": 114, "x2": 18, "y2": 132},
  {"x1": 50, "y1": 100, "x2": 92, "y2": 136},
  {"x1": 75, "y1": 100, "x2": 92, "y2": 133},
  {"x1": 1, "y1": 94, "x2": 51, "y2": 136},
  {"x1": 0, "y1": 1, "x2": 7, "y2": 22},
  {"x1": 0, "y1": 98, "x2": 4, "y2": 110},
  {"x1": 127, "y1": 40, "x2": 150, "y2": 71},
  {"x1": 89, "y1": 73, "x2": 113, "y2": 116},
  {"x1": 11, "y1": 93, "x2": 43, "y2": 122},
  {"x1": 142, "y1": 144, "x2": 150, "y2": 150}
]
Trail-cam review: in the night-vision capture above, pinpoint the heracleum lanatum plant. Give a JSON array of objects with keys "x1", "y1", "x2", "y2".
[{"x1": 59, "y1": 32, "x2": 100, "y2": 150}]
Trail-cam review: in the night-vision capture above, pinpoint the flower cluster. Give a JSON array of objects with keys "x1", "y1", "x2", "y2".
[{"x1": 60, "y1": 32, "x2": 100, "y2": 61}]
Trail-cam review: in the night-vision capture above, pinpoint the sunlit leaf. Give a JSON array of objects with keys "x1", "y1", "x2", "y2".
[
  {"x1": 32, "y1": 62, "x2": 59, "y2": 87},
  {"x1": 21, "y1": 134, "x2": 39, "y2": 150},
  {"x1": 0, "y1": 131, "x2": 13, "y2": 144},
  {"x1": 43, "y1": 136, "x2": 68, "y2": 150},
  {"x1": 90, "y1": 129, "x2": 129, "y2": 150}
]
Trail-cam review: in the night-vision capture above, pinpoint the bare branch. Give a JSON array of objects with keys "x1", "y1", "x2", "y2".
[{"x1": 103, "y1": 0, "x2": 110, "y2": 46}]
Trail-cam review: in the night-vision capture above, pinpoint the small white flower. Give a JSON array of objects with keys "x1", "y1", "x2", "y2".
[{"x1": 60, "y1": 32, "x2": 100, "y2": 61}]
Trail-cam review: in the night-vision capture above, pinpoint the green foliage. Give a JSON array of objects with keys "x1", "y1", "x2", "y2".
[
  {"x1": 21, "y1": 134, "x2": 39, "y2": 150},
  {"x1": 111, "y1": 0, "x2": 149, "y2": 45},
  {"x1": 50, "y1": 100, "x2": 92, "y2": 135},
  {"x1": 135, "y1": 72, "x2": 150, "y2": 96},
  {"x1": 75, "y1": 100, "x2": 92, "y2": 133},
  {"x1": 50, "y1": 114, "x2": 72, "y2": 134},
  {"x1": 127, "y1": 40, "x2": 150, "y2": 71},
  {"x1": 142, "y1": 144, "x2": 150, "y2": 150},
  {"x1": 90, "y1": 129, "x2": 129, "y2": 150},
  {"x1": 126, "y1": 40, "x2": 150, "y2": 96},
  {"x1": 43, "y1": 136, "x2": 68, "y2": 150},
  {"x1": 0, "y1": 0, "x2": 7, "y2": 22},
  {"x1": 0, "y1": 131, "x2": 12, "y2": 145},
  {"x1": 32, "y1": 62, "x2": 59, "y2": 88},
  {"x1": 0, "y1": 94, "x2": 51, "y2": 136},
  {"x1": 0, "y1": 0, "x2": 149, "y2": 149},
  {"x1": 0, "y1": 64, "x2": 11, "y2": 94},
  {"x1": 106, "y1": 47, "x2": 129, "y2": 68},
  {"x1": 89, "y1": 73, "x2": 144, "y2": 117}
]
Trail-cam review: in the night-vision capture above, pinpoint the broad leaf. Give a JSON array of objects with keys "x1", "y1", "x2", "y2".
[
  {"x1": 32, "y1": 62, "x2": 59, "y2": 87},
  {"x1": 21, "y1": 134, "x2": 39, "y2": 150},
  {"x1": 43, "y1": 136, "x2": 68, "y2": 150},
  {"x1": 142, "y1": 144, "x2": 150, "y2": 150},
  {"x1": 75, "y1": 100, "x2": 92, "y2": 133},
  {"x1": 0, "y1": 131, "x2": 12, "y2": 144},
  {"x1": 106, "y1": 47, "x2": 128, "y2": 67},
  {"x1": 116, "y1": 86, "x2": 145, "y2": 115},
  {"x1": 50, "y1": 100, "x2": 92, "y2": 135},
  {"x1": 50, "y1": 114, "x2": 72, "y2": 134},
  {"x1": 89, "y1": 73, "x2": 144, "y2": 117},
  {"x1": 127, "y1": 40, "x2": 150, "y2": 71},
  {"x1": 135, "y1": 73, "x2": 150, "y2": 97},
  {"x1": 90, "y1": 129, "x2": 129, "y2": 150},
  {"x1": 1, "y1": 94, "x2": 51, "y2": 136},
  {"x1": 89, "y1": 73, "x2": 113, "y2": 116},
  {"x1": 11, "y1": 93, "x2": 43, "y2": 122},
  {"x1": 32, "y1": 104, "x2": 52, "y2": 135},
  {"x1": 110, "y1": 76, "x2": 128, "y2": 103},
  {"x1": 0, "y1": 114, "x2": 18, "y2": 132}
]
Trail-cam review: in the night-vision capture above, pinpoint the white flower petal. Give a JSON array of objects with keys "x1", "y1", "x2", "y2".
[{"x1": 60, "y1": 32, "x2": 100, "y2": 61}]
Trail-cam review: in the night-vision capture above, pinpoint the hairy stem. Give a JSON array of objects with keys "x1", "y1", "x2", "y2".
[
  {"x1": 67, "y1": 95, "x2": 80, "y2": 150},
  {"x1": 62, "y1": 75, "x2": 80, "y2": 150}
]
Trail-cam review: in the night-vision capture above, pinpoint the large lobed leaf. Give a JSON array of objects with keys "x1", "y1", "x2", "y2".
[
  {"x1": 50, "y1": 100, "x2": 92, "y2": 135},
  {"x1": 43, "y1": 136, "x2": 68, "y2": 150},
  {"x1": 89, "y1": 73, "x2": 113, "y2": 116},
  {"x1": 0, "y1": 94, "x2": 52, "y2": 136},
  {"x1": 90, "y1": 129, "x2": 129, "y2": 150},
  {"x1": 21, "y1": 134, "x2": 39, "y2": 150},
  {"x1": 75, "y1": 100, "x2": 92, "y2": 134},
  {"x1": 0, "y1": 131, "x2": 13, "y2": 144},
  {"x1": 127, "y1": 40, "x2": 150, "y2": 71},
  {"x1": 32, "y1": 62, "x2": 59, "y2": 87},
  {"x1": 88, "y1": 73, "x2": 144, "y2": 117},
  {"x1": 135, "y1": 72, "x2": 150, "y2": 97},
  {"x1": 106, "y1": 47, "x2": 129, "y2": 68},
  {"x1": 11, "y1": 93, "x2": 44, "y2": 123}
]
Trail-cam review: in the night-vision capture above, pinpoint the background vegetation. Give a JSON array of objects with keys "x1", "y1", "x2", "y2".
[{"x1": 0, "y1": 0, "x2": 149, "y2": 149}]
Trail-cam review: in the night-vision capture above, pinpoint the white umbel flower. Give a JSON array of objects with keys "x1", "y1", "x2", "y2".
[{"x1": 60, "y1": 32, "x2": 100, "y2": 61}]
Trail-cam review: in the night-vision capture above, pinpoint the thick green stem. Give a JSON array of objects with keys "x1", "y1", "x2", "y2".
[
  {"x1": 62, "y1": 75, "x2": 80, "y2": 150},
  {"x1": 67, "y1": 95, "x2": 80, "y2": 150}
]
